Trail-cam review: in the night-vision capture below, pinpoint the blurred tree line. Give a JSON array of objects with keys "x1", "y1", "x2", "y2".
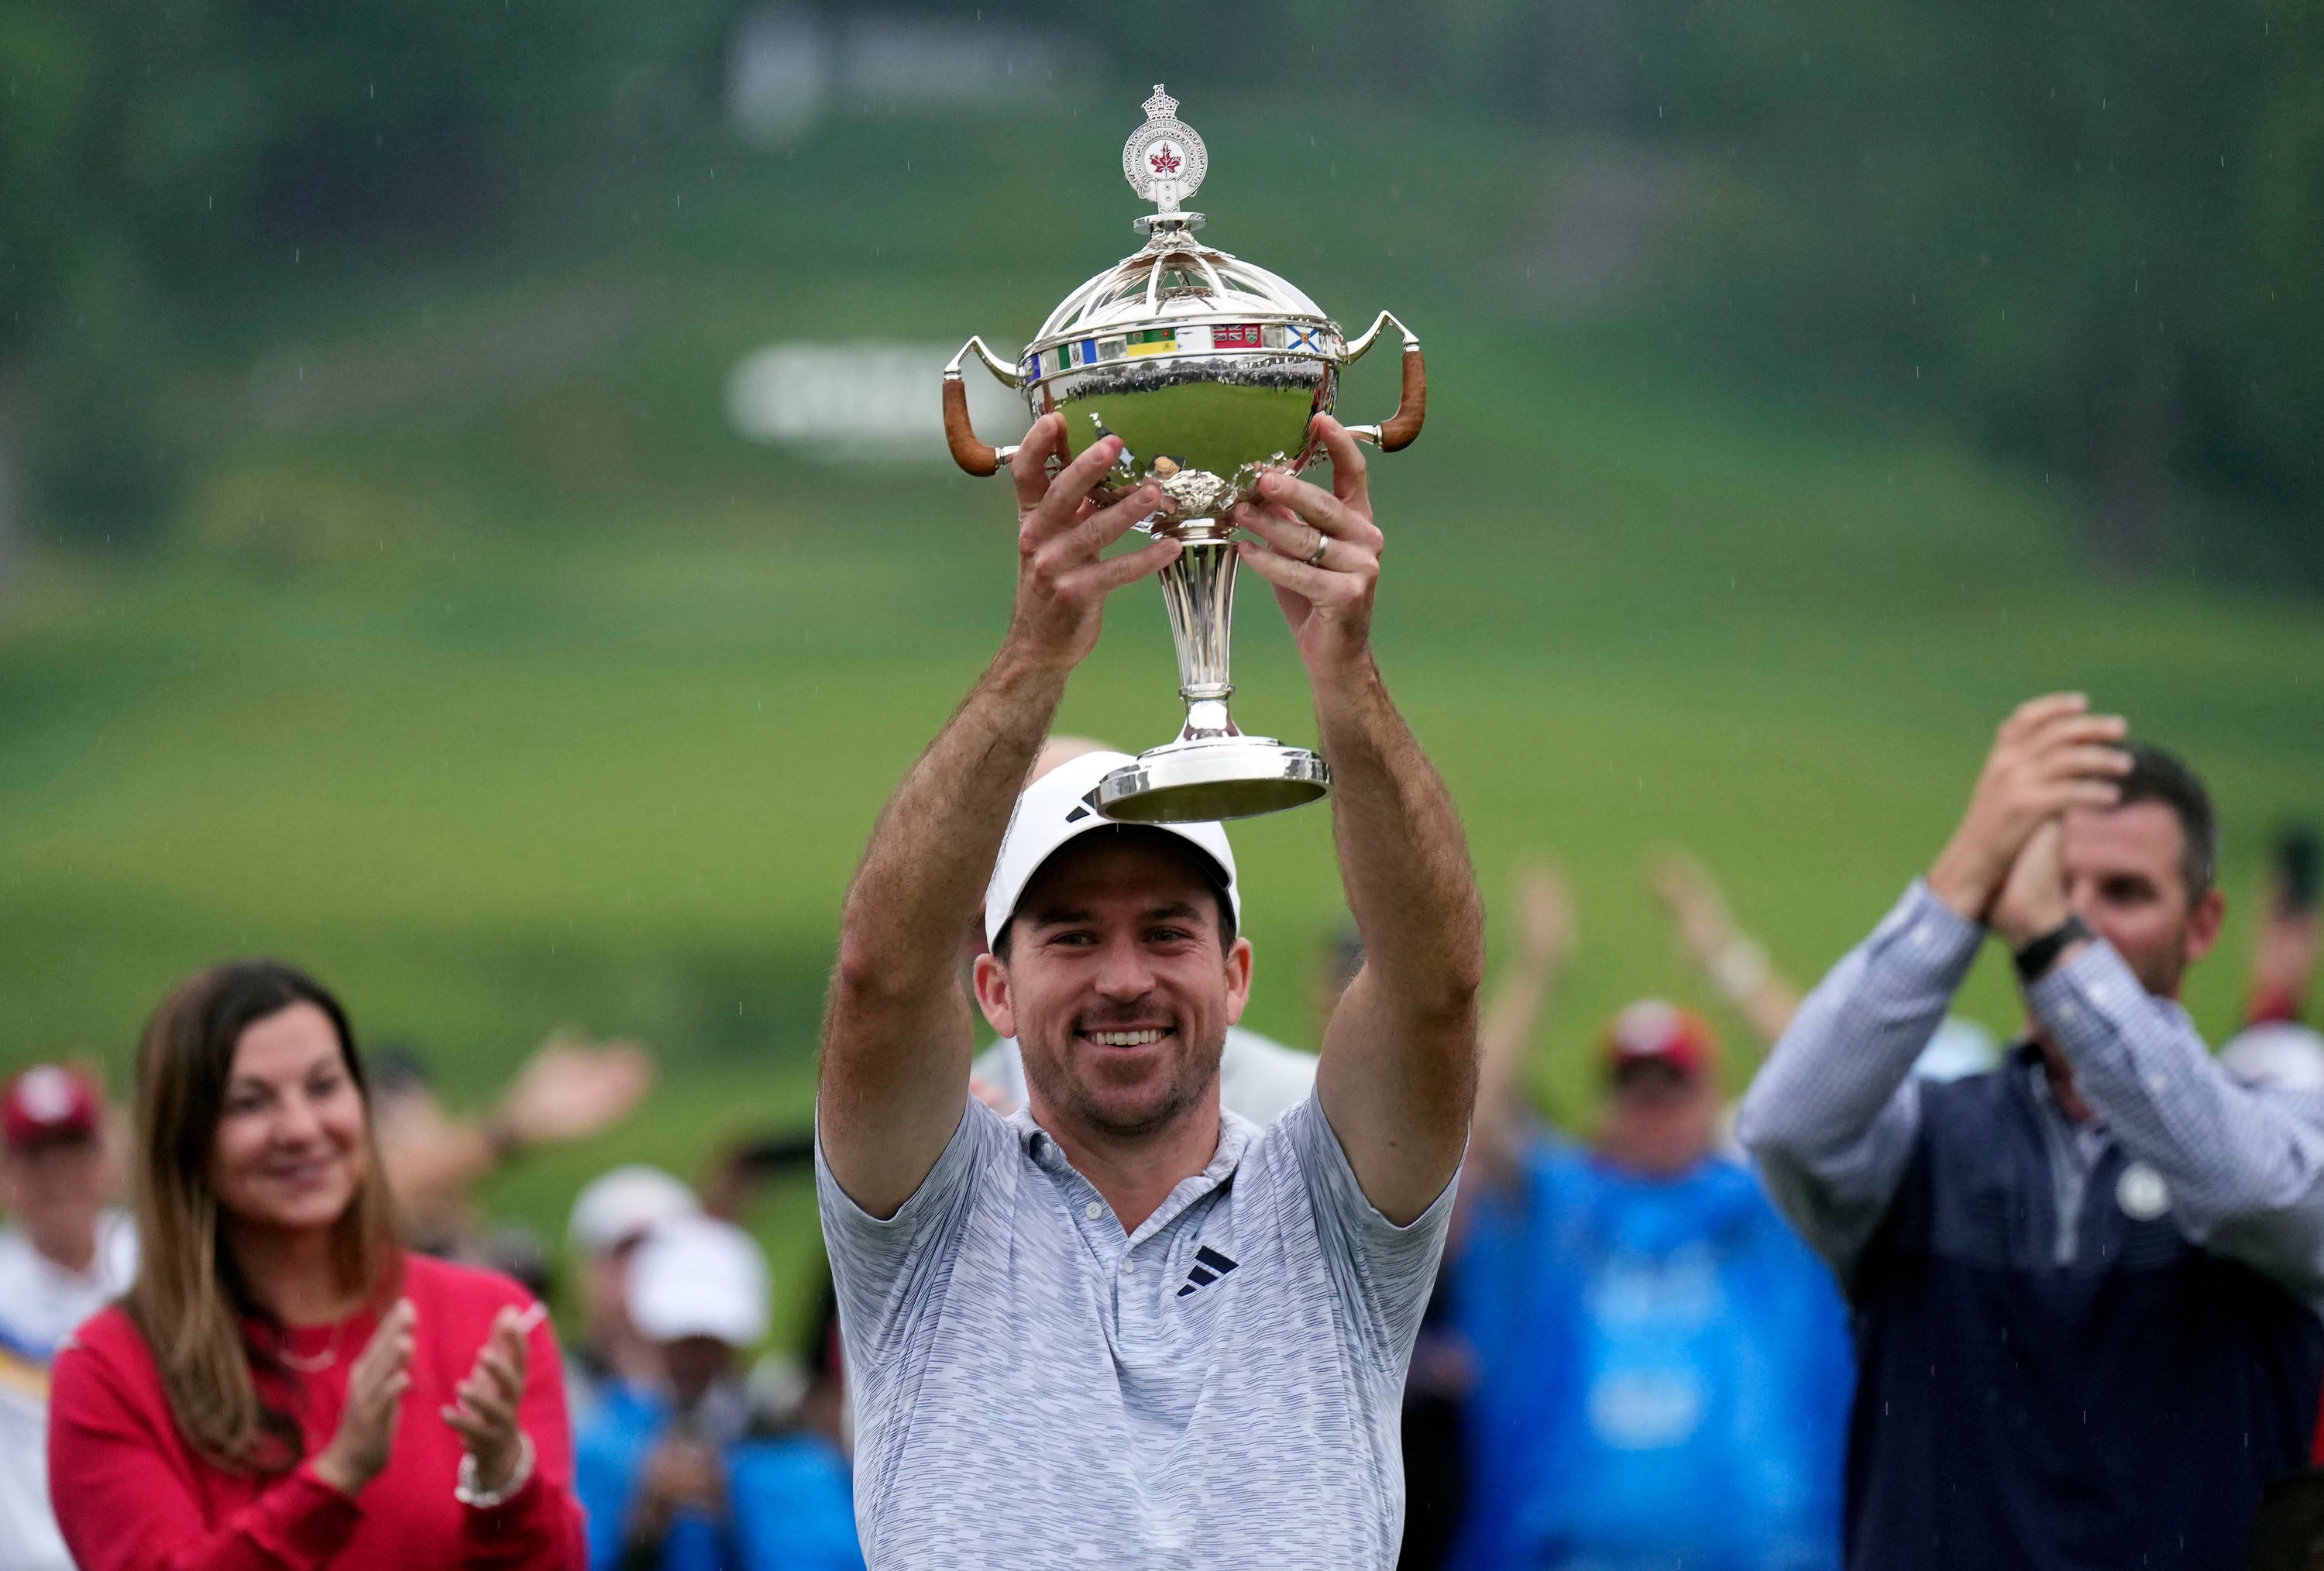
[
  {"x1": 1597, "y1": 0, "x2": 2324, "y2": 579},
  {"x1": 3, "y1": 0, "x2": 2318, "y2": 579},
  {"x1": 0, "y1": 0, "x2": 731, "y2": 550},
  {"x1": 1207, "y1": 0, "x2": 2322, "y2": 579}
]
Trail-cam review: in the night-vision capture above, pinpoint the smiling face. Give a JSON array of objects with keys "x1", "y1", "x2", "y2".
[
  {"x1": 207, "y1": 1002, "x2": 372, "y2": 1239},
  {"x1": 2061, "y1": 799, "x2": 2224, "y2": 999},
  {"x1": 975, "y1": 832, "x2": 1250, "y2": 1142}
]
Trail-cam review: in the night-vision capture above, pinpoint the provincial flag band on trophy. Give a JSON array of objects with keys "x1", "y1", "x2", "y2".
[{"x1": 1021, "y1": 321, "x2": 1336, "y2": 383}]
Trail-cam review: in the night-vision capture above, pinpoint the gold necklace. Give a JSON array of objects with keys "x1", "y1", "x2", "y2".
[{"x1": 277, "y1": 1323, "x2": 345, "y2": 1374}]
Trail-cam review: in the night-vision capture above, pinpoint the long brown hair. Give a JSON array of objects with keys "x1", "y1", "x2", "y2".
[{"x1": 123, "y1": 959, "x2": 399, "y2": 1473}]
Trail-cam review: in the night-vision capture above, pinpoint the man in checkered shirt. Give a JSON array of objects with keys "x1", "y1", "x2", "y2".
[{"x1": 1739, "y1": 693, "x2": 2324, "y2": 1571}]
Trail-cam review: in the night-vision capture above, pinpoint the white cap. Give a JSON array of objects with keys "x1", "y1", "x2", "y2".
[
  {"x1": 982, "y1": 750, "x2": 1239, "y2": 948},
  {"x1": 2223, "y1": 1022, "x2": 2324, "y2": 1094},
  {"x1": 627, "y1": 1215, "x2": 771, "y2": 1348},
  {"x1": 566, "y1": 1164, "x2": 699, "y2": 1256}
]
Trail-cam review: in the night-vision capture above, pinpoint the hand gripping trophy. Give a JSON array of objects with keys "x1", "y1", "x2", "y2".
[{"x1": 943, "y1": 85, "x2": 1426, "y2": 822}]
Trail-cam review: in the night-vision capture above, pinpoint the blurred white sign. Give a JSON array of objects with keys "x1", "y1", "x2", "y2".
[{"x1": 727, "y1": 342, "x2": 1030, "y2": 461}]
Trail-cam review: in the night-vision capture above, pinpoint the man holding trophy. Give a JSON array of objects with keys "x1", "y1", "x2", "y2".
[{"x1": 814, "y1": 401, "x2": 1481, "y2": 1566}]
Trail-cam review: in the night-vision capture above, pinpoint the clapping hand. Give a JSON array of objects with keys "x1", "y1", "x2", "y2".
[
  {"x1": 313, "y1": 1299, "x2": 414, "y2": 1496},
  {"x1": 1928, "y1": 693, "x2": 2130, "y2": 924},
  {"x1": 442, "y1": 1305, "x2": 532, "y2": 1497},
  {"x1": 633, "y1": 1435, "x2": 728, "y2": 1538},
  {"x1": 1989, "y1": 818, "x2": 2075, "y2": 951}
]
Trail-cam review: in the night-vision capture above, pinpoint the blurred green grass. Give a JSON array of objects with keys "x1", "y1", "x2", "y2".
[{"x1": 4, "y1": 99, "x2": 2320, "y2": 1340}]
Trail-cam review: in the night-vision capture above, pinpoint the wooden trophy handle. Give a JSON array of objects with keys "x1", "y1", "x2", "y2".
[
  {"x1": 944, "y1": 375, "x2": 999, "y2": 476},
  {"x1": 1373, "y1": 343, "x2": 1427, "y2": 452},
  {"x1": 1341, "y1": 312, "x2": 1427, "y2": 452},
  {"x1": 941, "y1": 336, "x2": 1024, "y2": 478}
]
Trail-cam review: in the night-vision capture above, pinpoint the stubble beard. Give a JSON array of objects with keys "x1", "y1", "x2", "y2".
[
  {"x1": 2111, "y1": 907, "x2": 2195, "y2": 999},
  {"x1": 1021, "y1": 1015, "x2": 1227, "y2": 1141},
  {"x1": 2132, "y1": 929, "x2": 2192, "y2": 1000}
]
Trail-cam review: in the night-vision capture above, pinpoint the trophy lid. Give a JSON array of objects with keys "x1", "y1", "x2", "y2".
[{"x1": 1026, "y1": 85, "x2": 1330, "y2": 354}]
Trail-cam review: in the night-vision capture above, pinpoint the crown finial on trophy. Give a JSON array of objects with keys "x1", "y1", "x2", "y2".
[{"x1": 1123, "y1": 81, "x2": 1208, "y2": 220}]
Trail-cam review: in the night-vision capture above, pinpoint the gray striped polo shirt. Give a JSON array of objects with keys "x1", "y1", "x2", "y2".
[{"x1": 816, "y1": 1093, "x2": 1456, "y2": 1569}]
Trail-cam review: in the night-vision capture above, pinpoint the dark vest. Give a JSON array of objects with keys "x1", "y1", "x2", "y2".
[{"x1": 1846, "y1": 1048, "x2": 2324, "y2": 1570}]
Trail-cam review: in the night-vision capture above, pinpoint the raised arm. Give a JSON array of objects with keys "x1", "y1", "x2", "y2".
[
  {"x1": 1470, "y1": 864, "x2": 1575, "y2": 1191},
  {"x1": 1232, "y1": 418, "x2": 1484, "y2": 1224},
  {"x1": 1652, "y1": 849, "x2": 1801, "y2": 1050},
  {"x1": 1736, "y1": 881, "x2": 1968, "y2": 1275},
  {"x1": 818, "y1": 417, "x2": 1175, "y2": 1219},
  {"x1": 380, "y1": 1033, "x2": 652, "y2": 1229},
  {"x1": 1740, "y1": 693, "x2": 2132, "y2": 1277}
]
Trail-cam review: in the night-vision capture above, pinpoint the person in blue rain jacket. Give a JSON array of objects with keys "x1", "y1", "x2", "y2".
[
  {"x1": 1443, "y1": 999, "x2": 1853, "y2": 1571},
  {"x1": 575, "y1": 1215, "x2": 862, "y2": 1571}
]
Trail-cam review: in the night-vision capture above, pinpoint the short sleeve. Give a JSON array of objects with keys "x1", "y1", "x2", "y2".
[
  {"x1": 1279, "y1": 1095, "x2": 1459, "y2": 1373},
  {"x1": 814, "y1": 1098, "x2": 1012, "y2": 1368}
]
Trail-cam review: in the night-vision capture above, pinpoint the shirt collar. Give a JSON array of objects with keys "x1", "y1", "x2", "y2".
[
  {"x1": 2013, "y1": 1037, "x2": 2112, "y2": 1150},
  {"x1": 1009, "y1": 1106, "x2": 1262, "y2": 1238}
]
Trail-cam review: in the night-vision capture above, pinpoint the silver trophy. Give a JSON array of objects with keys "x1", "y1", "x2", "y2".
[{"x1": 943, "y1": 85, "x2": 1426, "y2": 823}]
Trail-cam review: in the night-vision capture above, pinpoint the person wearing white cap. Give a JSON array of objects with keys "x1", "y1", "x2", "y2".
[
  {"x1": 817, "y1": 415, "x2": 1483, "y2": 1568},
  {"x1": 969, "y1": 734, "x2": 1320, "y2": 1128},
  {"x1": 574, "y1": 1216, "x2": 861, "y2": 1571},
  {"x1": 565, "y1": 1164, "x2": 700, "y2": 1427}
]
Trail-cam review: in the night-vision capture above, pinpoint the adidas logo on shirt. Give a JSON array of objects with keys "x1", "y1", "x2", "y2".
[{"x1": 1176, "y1": 1246, "x2": 1239, "y2": 1298}]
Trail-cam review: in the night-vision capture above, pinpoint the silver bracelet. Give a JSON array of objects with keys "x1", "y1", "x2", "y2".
[{"x1": 455, "y1": 1434, "x2": 536, "y2": 1509}]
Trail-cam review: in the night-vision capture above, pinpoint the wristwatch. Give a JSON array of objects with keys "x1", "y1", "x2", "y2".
[
  {"x1": 456, "y1": 1435, "x2": 536, "y2": 1509},
  {"x1": 2012, "y1": 914, "x2": 2092, "y2": 983}
]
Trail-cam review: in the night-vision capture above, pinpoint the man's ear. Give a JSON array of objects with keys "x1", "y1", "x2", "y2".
[
  {"x1": 2185, "y1": 885, "x2": 2227, "y2": 966},
  {"x1": 1222, "y1": 936, "x2": 1254, "y2": 1027},
  {"x1": 973, "y1": 950, "x2": 1018, "y2": 1040}
]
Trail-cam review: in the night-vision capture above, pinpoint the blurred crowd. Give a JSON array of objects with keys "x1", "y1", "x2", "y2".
[{"x1": 3, "y1": 795, "x2": 2320, "y2": 1569}]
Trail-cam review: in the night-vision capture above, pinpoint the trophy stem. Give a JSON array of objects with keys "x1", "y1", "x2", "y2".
[
  {"x1": 1097, "y1": 515, "x2": 1330, "y2": 823},
  {"x1": 1158, "y1": 526, "x2": 1239, "y2": 743}
]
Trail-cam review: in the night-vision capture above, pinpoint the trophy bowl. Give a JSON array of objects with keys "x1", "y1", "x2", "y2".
[{"x1": 941, "y1": 86, "x2": 1427, "y2": 823}]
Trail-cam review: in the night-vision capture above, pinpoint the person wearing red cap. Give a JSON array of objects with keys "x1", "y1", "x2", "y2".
[
  {"x1": 44, "y1": 959, "x2": 586, "y2": 1571},
  {"x1": 1429, "y1": 871, "x2": 1852, "y2": 1570},
  {"x1": 0, "y1": 1063, "x2": 138, "y2": 1571}
]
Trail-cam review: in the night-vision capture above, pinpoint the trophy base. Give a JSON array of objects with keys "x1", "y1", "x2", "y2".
[{"x1": 1096, "y1": 737, "x2": 1330, "y2": 824}]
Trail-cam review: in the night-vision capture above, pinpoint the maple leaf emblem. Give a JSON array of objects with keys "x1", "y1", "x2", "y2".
[{"x1": 1150, "y1": 146, "x2": 1182, "y2": 176}]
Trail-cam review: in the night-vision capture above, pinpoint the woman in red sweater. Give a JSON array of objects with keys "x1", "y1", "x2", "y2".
[{"x1": 47, "y1": 959, "x2": 586, "y2": 1570}]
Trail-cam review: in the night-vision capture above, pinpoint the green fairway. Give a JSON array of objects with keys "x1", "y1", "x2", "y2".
[{"x1": 4, "y1": 101, "x2": 2319, "y2": 1339}]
